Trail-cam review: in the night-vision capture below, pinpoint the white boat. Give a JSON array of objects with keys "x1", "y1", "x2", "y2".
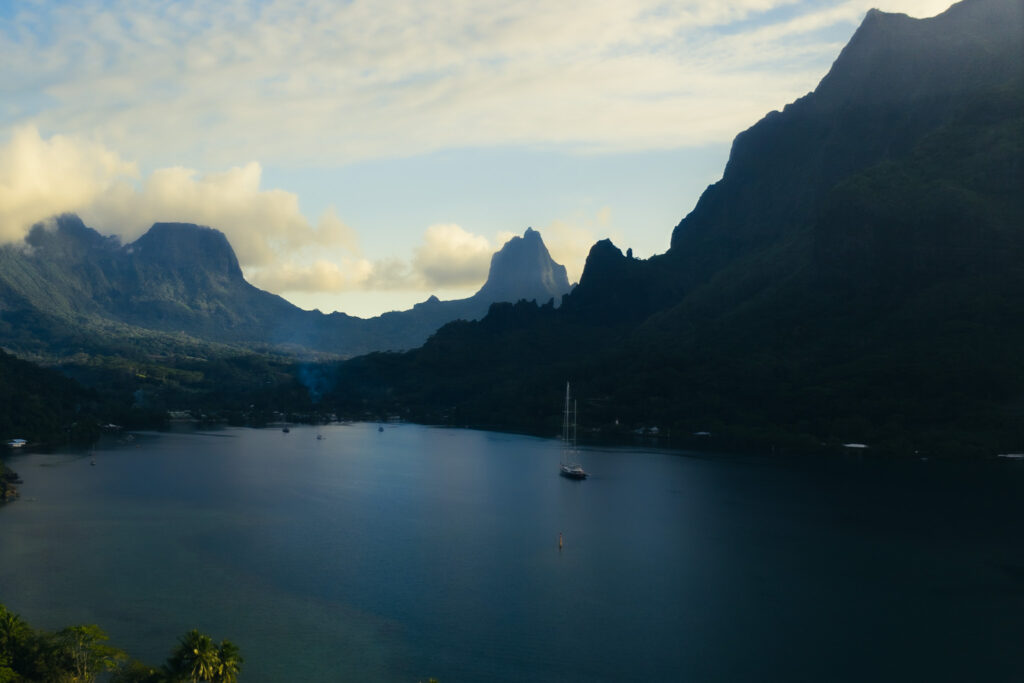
[
  {"x1": 559, "y1": 383, "x2": 587, "y2": 480},
  {"x1": 6, "y1": 439, "x2": 26, "y2": 448}
]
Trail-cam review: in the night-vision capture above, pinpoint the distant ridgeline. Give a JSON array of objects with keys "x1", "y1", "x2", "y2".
[
  {"x1": 326, "y1": 0, "x2": 1024, "y2": 455},
  {"x1": 0, "y1": 219, "x2": 572, "y2": 359}
]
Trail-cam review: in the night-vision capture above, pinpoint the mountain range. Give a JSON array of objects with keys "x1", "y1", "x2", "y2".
[
  {"x1": 2, "y1": 0, "x2": 1022, "y2": 455},
  {"x1": 325, "y1": 0, "x2": 1024, "y2": 454},
  {"x1": 0, "y1": 219, "x2": 571, "y2": 359}
]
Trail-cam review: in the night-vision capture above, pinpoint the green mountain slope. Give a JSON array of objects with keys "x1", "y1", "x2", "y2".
[{"x1": 0, "y1": 219, "x2": 571, "y2": 359}]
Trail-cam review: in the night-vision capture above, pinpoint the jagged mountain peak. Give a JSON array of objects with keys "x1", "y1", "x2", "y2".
[
  {"x1": 474, "y1": 227, "x2": 571, "y2": 306},
  {"x1": 24, "y1": 213, "x2": 121, "y2": 257},
  {"x1": 668, "y1": 0, "x2": 1024, "y2": 255},
  {"x1": 814, "y1": 0, "x2": 1023, "y2": 109}
]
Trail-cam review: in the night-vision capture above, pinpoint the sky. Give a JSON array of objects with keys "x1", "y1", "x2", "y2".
[{"x1": 0, "y1": 0, "x2": 953, "y2": 318}]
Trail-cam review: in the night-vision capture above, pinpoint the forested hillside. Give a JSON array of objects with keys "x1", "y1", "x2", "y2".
[
  {"x1": 324, "y1": 0, "x2": 1024, "y2": 456},
  {"x1": 0, "y1": 348, "x2": 99, "y2": 445}
]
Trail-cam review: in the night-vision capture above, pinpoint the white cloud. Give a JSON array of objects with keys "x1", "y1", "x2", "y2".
[
  {"x1": 0, "y1": 126, "x2": 509, "y2": 298},
  {"x1": 0, "y1": 126, "x2": 663, "y2": 301},
  {"x1": 84, "y1": 164, "x2": 364, "y2": 271},
  {"x1": 0, "y1": 126, "x2": 370, "y2": 291},
  {"x1": 253, "y1": 221, "x2": 503, "y2": 297},
  {"x1": 0, "y1": 1, "x2": 954, "y2": 167},
  {"x1": 262, "y1": 222, "x2": 500, "y2": 295},
  {"x1": 412, "y1": 223, "x2": 494, "y2": 288},
  {"x1": 0, "y1": 126, "x2": 137, "y2": 244}
]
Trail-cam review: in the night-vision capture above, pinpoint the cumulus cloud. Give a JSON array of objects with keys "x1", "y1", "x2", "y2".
[
  {"x1": 260, "y1": 223, "x2": 498, "y2": 295},
  {"x1": 86, "y1": 163, "x2": 312, "y2": 267},
  {"x1": 85, "y1": 164, "x2": 366, "y2": 272},
  {"x1": 0, "y1": 0, "x2": 954, "y2": 168},
  {"x1": 411, "y1": 223, "x2": 494, "y2": 288},
  {"x1": 0, "y1": 126, "x2": 372, "y2": 292},
  {"x1": 0, "y1": 126, "x2": 137, "y2": 244},
  {"x1": 0, "y1": 126, "x2": 632, "y2": 301},
  {"x1": 0, "y1": 126, "x2": 507, "y2": 299}
]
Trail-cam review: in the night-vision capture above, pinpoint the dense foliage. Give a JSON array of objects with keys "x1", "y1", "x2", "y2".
[
  {"x1": 0, "y1": 604, "x2": 241, "y2": 683},
  {"x1": 58, "y1": 351, "x2": 322, "y2": 428},
  {"x1": 0, "y1": 349, "x2": 100, "y2": 446},
  {"x1": 0, "y1": 336, "x2": 327, "y2": 448}
]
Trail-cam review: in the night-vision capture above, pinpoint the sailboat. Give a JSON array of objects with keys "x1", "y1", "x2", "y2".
[{"x1": 559, "y1": 382, "x2": 588, "y2": 480}]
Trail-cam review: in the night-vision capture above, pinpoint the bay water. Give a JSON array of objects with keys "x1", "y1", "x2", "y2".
[{"x1": 1, "y1": 423, "x2": 1023, "y2": 681}]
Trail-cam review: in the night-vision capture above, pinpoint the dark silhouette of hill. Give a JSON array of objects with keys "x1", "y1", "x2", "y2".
[{"x1": 327, "y1": 0, "x2": 1024, "y2": 455}]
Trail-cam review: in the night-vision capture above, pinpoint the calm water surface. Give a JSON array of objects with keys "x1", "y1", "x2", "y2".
[{"x1": 1, "y1": 424, "x2": 1023, "y2": 681}]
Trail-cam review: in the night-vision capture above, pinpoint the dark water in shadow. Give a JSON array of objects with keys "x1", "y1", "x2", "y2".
[{"x1": 2, "y1": 424, "x2": 1023, "y2": 681}]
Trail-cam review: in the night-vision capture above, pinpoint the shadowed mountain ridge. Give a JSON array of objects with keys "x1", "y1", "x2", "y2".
[{"x1": 325, "y1": 0, "x2": 1024, "y2": 454}]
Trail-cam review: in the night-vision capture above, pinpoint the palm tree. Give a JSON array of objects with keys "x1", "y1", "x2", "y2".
[
  {"x1": 0, "y1": 606, "x2": 29, "y2": 673},
  {"x1": 214, "y1": 640, "x2": 242, "y2": 683},
  {"x1": 0, "y1": 606, "x2": 27, "y2": 647},
  {"x1": 56, "y1": 624, "x2": 126, "y2": 683},
  {"x1": 168, "y1": 630, "x2": 219, "y2": 683}
]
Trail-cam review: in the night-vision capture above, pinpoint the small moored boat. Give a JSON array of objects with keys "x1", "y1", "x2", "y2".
[{"x1": 559, "y1": 383, "x2": 587, "y2": 480}]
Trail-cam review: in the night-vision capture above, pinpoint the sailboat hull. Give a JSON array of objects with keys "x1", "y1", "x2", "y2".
[{"x1": 559, "y1": 464, "x2": 587, "y2": 480}]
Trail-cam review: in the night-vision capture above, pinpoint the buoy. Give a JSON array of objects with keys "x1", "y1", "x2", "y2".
[{"x1": 558, "y1": 532, "x2": 563, "y2": 550}]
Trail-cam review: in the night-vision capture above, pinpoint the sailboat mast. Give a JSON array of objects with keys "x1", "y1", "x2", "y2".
[
  {"x1": 558, "y1": 382, "x2": 588, "y2": 479},
  {"x1": 558, "y1": 382, "x2": 588, "y2": 480},
  {"x1": 573, "y1": 399, "x2": 578, "y2": 449},
  {"x1": 563, "y1": 382, "x2": 571, "y2": 444}
]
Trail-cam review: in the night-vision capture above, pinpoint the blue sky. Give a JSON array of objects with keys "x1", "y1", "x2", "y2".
[{"x1": 0, "y1": 0, "x2": 953, "y2": 317}]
